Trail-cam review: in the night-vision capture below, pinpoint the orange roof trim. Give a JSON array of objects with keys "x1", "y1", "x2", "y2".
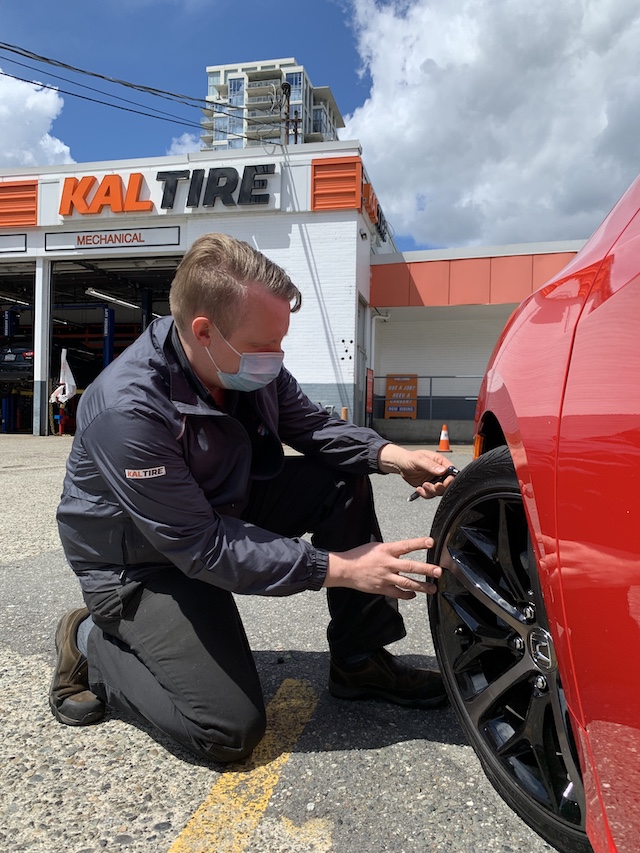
[
  {"x1": 0, "y1": 180, "x2": 38, "y2": 228},
  {"x1": 371, "y1": 252, "x2": 579, "y2": 308}
]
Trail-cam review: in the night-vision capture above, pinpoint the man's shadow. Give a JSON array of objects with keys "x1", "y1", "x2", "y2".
[{"x1": 103, "y1": 649, "x2": 468, "y2": 770}]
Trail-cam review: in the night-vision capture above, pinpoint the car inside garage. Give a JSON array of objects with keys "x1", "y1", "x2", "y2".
[{"x1": 0, "y1": 255, "x2": 180, "y2": 434}]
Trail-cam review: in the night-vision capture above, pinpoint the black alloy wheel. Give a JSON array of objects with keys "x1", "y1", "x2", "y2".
[{"x1": 427, "y1": 446, "x2": 593, "y2": 853}]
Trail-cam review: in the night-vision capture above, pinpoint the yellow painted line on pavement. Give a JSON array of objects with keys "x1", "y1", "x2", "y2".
[{"x1": 168, "y1": 678, "x2": 318, "y2": 853}]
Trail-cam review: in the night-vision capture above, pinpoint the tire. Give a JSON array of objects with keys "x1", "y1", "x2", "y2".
[{"x1": 427, "y1": 446, "x2": 593, "y2": 853}]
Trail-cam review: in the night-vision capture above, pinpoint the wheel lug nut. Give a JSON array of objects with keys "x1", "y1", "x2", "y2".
[
  {"x1": 454, "y1": 625, "x2": 467, "y2": 636},
  {"x1": 512, "y1": 637, "x2": 524, "y2": 651},
  {"x1": 534, "y1": 675, "x2": 547, "y2": 690},
  {"x1": 523, "y1": 604, "x2": 536, "y2": 622}
]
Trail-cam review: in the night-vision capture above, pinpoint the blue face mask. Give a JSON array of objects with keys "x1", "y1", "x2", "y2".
[{"x1": 205, "y1": 326, "x2": 284, "y2": 392}]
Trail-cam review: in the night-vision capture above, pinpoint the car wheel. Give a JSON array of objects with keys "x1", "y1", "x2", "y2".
[{"x1": 427, "y1": 446, "x2": 593, "y2": 853}]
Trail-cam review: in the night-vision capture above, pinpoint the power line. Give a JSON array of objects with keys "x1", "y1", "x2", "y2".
[
  {"x1": 0, "y1": 40, "x2": 287, "y2": 122},
  {"x1": 0, "y1": 69, "x2": 285, "y2": 143},
  {"x1": 0, "y1": 40, "x2": 291, "y2": 146},
  {"x1": 0, "y1": 55, "x2": 198, "y2": 125},
  {"x1": 0, "y1": 43, "x2": 289, "y2": 142},
  {"x1": 0, "y1": 70, "x2": 204, "y2": 131},
  {"x1": 0, "y1": 41, "x2": 205, "y2": 108}
]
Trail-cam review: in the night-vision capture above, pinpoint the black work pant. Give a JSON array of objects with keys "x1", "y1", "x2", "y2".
[{"x1": 83, "y1": 457, "x2": 406, "y2": 763}]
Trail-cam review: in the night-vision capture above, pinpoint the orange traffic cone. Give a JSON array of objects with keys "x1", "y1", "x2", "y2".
[{"x1": 438, "y1": 423, "x2": 451, "y2": 452}]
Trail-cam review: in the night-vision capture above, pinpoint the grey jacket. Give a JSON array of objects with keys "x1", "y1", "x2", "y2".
[{"x1": 57, "y1": 316, "x2": 389, "y2": 597}]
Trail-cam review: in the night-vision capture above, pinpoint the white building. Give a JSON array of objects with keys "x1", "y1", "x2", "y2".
[
  {"x1": 202, "y1": 58, "x2": 344, "y2": 150},
  {"x1": 0, "y1": 141, "x2": 396, "y2": 435},
  {"x1": 0, "y1": 123, "x2": 580, "y2": 440}
]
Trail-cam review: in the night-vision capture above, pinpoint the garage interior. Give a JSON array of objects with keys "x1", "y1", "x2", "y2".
[{"x1": 0, "y1": 255, "x2": 181, "y2": 434}]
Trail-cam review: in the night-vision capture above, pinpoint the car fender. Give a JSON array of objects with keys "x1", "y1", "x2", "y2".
[{"x1": 475, "y1": 263, "x2": 598, "y2": 716}]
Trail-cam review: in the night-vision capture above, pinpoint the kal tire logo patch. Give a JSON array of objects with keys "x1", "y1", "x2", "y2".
[{"x1": 125, "y1": 466, "x2": 167, "y2": 479}]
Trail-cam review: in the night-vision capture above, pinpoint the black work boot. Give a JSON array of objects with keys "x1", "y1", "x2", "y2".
[
  {"x1": 49, "y1": 608, "x2": 105, "y2": 726},
  {"x1": 329, "y1": 647, "x2": 448, "y2": 709}
]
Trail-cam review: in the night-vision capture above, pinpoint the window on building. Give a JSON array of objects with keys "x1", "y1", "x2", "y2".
[
  {"x1": 207, "y1": 72, "x2": 220, "y2": 97},
  {"x1": 285, "y1": 72, "x2": 303, "y2": 103},
  {"x1": 228, "y1": 108, "x2": 244, "y2": 140},
  {"x1": 213, "y1": 118, "x2": 229, "y2": 141},
  {"x1": 313, "y1": 106, "x2": 328, "y2": 135},
  {"x1": 229, "y1": 78, "x2": 245, "y2": 107}
]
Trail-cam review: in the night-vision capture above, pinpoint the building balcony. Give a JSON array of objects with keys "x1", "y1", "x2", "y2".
[
  {"x1": 246, "y1": 78, "x2": 281, "y2": 90},
  {"x1": 246, "y1": 123, "x2": 282, "y2": 137},
  {"x1": 247, "y1": 108, "x2": 279, "y2": 118}
]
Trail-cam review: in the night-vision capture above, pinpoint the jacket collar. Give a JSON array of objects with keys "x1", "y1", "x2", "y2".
[
  {"x1": 169, "y1": 323, "x2": 217, "y2": 405},
  {"x1": 149, "y1": 317, "x2": 222, "y2": 417}
]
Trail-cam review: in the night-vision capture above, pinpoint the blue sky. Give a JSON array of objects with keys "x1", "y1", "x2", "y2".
[
  {"x1": 0, "y1": 0, "x2": 366, "y2": 162},
  {"x1": 2, "y1": 0, "x2": 640, "y2": 251}
]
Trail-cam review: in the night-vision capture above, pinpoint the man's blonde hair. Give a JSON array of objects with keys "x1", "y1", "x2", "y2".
[{"x1": 169, "y1": 233, "x2": 302, "y2": 336}]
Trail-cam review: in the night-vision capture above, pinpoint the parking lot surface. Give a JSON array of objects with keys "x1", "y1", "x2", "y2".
[{"x1": 0, "y1": 434, "x2": 555, "y2": 853}]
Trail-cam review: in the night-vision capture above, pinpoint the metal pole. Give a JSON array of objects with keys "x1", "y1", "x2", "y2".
[
  {"x1": 33, "y1": 258, "x2": 52, "y2": 435},
  {"x1": 103, "y1": 308, "x2": 115, "y2": 367},
  {"x1": 141, "y1": 287, "x2": 153, "y2": 332},
  {"x1": 281, "y1": 81, "x2": 291, "y2": 145}
]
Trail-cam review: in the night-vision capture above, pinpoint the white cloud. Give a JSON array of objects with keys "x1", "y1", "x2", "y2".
[
  {"x1": 343, "y1": 0, "x2": 640, "y2": 247},
  {"x1": 0, "y1": 69, "x2": 73, "y2": 167},
  {"x1": 166, "y1": 132, "x2": 201, "y2": 156}
]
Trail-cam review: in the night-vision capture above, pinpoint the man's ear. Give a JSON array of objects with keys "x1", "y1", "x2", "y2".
[{"x1": 191, "y1": 316, "x2": 213, "y2": 346}]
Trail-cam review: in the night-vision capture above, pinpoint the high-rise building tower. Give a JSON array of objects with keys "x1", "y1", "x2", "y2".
[{"x1": 201, "y1": 58, "x2": 345, "y2": 150}]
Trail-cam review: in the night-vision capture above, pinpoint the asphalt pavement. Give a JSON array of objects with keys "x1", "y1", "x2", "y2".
[{"x1": 0, "y1": 434, "x2": 556, "y2": 853}]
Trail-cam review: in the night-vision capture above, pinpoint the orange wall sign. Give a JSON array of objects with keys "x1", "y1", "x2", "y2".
[
  {"x1": 59, "y1": 173, "x2": 154, "y2": 215},
  {"x1": 56, "y1": 165, "x2": 277, "y2": 217},
  {"x1": 384, "y1": 374, "x2": 418, "y2": 419}
]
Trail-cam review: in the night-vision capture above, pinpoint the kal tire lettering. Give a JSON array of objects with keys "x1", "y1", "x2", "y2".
[
  {"x1": 59, "y1": 173, "x2": 154, "y2": 215},
  {"x1": 155, "y1": 165, "x2": 275, "y2": 209}
]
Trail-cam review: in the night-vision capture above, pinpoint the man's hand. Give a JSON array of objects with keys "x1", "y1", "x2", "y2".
[
  {"x1": 324, "y1": 537, "x2": 442, "y2": 599},
  {"x1": 378, "y1": 443, "x2": 456, "y2": 499}
]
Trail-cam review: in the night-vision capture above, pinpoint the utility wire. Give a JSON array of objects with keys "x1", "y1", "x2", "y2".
[
  {"x1": 0, "y1": 41, "x2": 205, "y2": 108},
  {"x1": 0, "y1": 55, "x2": 198, "y2": 125},
  {"x1": 0, "y1": 40, "x2": 290, "y2": 119},
  {"x1": 0, "y1": 45, "x2": 288, "y2": 136},
  {"x1": 0, "y1": 70, "x2": 204, "y2": 131},
  {"x1": 0, "y1": 68, "x2": 286, "y2": 143}
]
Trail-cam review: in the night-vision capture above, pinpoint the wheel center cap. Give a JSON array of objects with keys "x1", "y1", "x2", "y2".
[{"x1": 528, "y1": 627, "x2": 557, "y2": 672}]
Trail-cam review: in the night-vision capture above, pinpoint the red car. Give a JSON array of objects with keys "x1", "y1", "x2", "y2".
[{"x1": 428, "y1": 176, "x2": 640, "y2": 853}]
